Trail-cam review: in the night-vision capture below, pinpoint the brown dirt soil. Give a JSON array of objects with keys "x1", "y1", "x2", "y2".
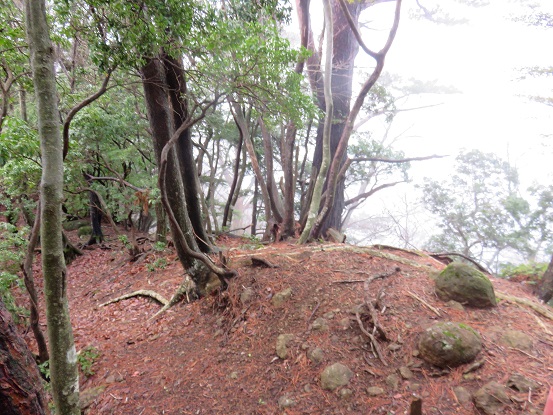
[{"x1": 23, "y1": 230, "x2": 553, "y2": 415}]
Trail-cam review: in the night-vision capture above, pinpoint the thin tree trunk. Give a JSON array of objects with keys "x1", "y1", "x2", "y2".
[
  {"x1": 21, "y1": 202, "x2": 49, "y2": 364},
  {"x1": 537, "y1": 254, "x2": 553, "y2": 303},
  {"x1": 25, "y1": 0, "x2": 80, "y2": 412},
  {"x1": 299, "y1": 0, "x2": 334, "y2": 244},
  {"x1": 0, "y1": 297, "x2": 50, "y2": 415},
  {"x1": 223, "y1": 127, "x2": 244, "y2": 229}
]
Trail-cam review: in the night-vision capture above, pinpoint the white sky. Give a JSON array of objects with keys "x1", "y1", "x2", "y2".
[
  {"x1": 374, "y1": 0, "x2": 553, "y2": 182},
  {"x1": 323, "y1": 0, "x2": 553, "y2": 248}
]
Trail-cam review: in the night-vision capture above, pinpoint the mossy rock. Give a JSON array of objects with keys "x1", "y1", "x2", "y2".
[
  {"x1": 435, "y1": 263, "x2": 496, "y2": 308},
  {"x1": 77, "y1": 225, "x2": 93, "y2": 237},
  {"x1": 63, "y1": 219, "x2": 89, "y2": 231},
  {"x1": 418, "y1": 321, "x2": 482, "y2": 368}
]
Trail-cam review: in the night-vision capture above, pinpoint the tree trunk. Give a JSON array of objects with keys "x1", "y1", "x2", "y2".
[
  {"x1": 222, "y1": 124, "x2": 244, "y2": 229},
  {"x1": 86, "y1": 188, "x2": 104, "y2": 246},
  {"x1": 21, "y1": 202, "x2": 49, "y2": 365},
  {"x1": 25, "y1": 0, "x2": 80, "y2": 413},
  {"x1": 141, "y1": 56, "x2": 215, "y2": 294},
  {"x1": 298, "y1": 0, "x2": 334, "y2": 243},
  {"x1": 537, "y1": 254, "x2": 553, "y2": 303},
  {"x1": 0, "y1": 297, "x2": 50, "y2": 415},
  {"x1": 155, "y1": 200, "x2": 167, "y2": 243},
  {"x1": 163, "y1": 54, "x2": 211, "y2": 252}
]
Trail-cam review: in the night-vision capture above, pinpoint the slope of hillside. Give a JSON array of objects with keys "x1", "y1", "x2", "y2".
[{"x1": 28, "y1": 232, "x2": 553, "y2": 414}]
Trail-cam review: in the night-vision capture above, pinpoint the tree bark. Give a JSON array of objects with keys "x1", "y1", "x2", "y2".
[
  {"x1": 537, "y1": 254, "x2": 553, "y2": 303},
  {"x1": 163, "y1": 54, "x2": 211, "y2": 252},
  {"x1": 25, "y1": 0, "x2": 80, "y2": 412},
  {"x1": 21, "y1": 202, "x2": 49, "y2": 365},
  {"x1": 0, "y1": 297, "x2": 50, "y2": 415}
]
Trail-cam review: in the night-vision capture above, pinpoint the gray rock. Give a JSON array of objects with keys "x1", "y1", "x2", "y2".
[
  {"x1": 474, "y1": 381, "x2": 509, "y2": 415},
  {"x1": 435, "y1": 263, "x2": 497, "y2": 308},
  {"x1": 386, "y1": 374, "x2": 400, "y2": 390},
  {"x1": 320, "y1": 363, "x2": 354, "y2": 391},
  {"x1": 339, "y1": 388, "x2": 353, "y2": 399},
  {"x1": 278, "y1": 395, "x2": 296, "y2": 408},
  {"x1": 307, "y1": 347, "x2": 325, "y2": 364},
  {"x1": 499, "y1": 330, "x2": 533, "y2": 352},
  {"x1": 446, "y1": 300, "x2": 465, "y2": 311},
  {"x1": 453, "y1": 386, "x2": 472, "y2": 404},
  {"x1": 399, "y1": 366, "x2": 414, "y2": 380},
  {"x1": 418, "y1": 321, "x2": 482, "y2": 368},
  {"x1": 276, "y1": 334, "x2": 295, "y2": 359},
  {"x1": 338, "y1": 317, "x2": 351, "y2": 330},
  {"x1": 366, "y1": 387, "x2": 385, "y2": 396},
  {"x1": 312, "y1": 317, "x2": 329, "y2": 332},
  {"x1": 507, "y1": 373, "x2": 540, "y2": 393},
  {"x1": 240, "y1": 287, "x2": 255, "y2": 304},
  {"x1": 272, "y1": 287, "x2": 292, "y2": 307}
]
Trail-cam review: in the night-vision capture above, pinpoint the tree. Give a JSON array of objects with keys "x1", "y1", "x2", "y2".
[
  {"x1": 421, "y1": 150, "x2": 553, "y2": 271},
  {"x1": 0, "y1": 296, "x2": 49, "y2": 415},
  {"x1": 25, "y1": 0, "x2": 80, "y2": 413},
  {"x1": 296, "y1": 0, "x2": 403, "y2": 241}
]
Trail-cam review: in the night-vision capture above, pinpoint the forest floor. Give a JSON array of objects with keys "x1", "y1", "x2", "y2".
[{"x1": 22, "y1": 228, "x2": 553, "y2": 415}]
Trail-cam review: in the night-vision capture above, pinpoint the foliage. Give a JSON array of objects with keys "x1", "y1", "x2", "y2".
[
  {"x1": 0, "y1": 222, "x2": 29, "y2": 322},
  {"x1": 78, "y1": 346, "x2": 101, "y2": 377},
  {"x1": 499, "y1": 262, "x2": 548, "y2": 281},
  {"x1": 421, "y1": 149, "x2": 553, "y2": 269}
]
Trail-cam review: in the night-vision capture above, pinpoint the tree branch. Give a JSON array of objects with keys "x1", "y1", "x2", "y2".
[
  {"x1": 351, "y1": 154, "x2": 448, "y2": 164},
  {"x1": 62, "y1": 69, "x2": 114, "y2": 159}
]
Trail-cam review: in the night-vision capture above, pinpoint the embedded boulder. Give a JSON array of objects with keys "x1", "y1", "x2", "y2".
[
  {"x1": 320, "y1": 363, "x2": 354, "y2": 391},
  {"x1": 435, "y1": 263, "x2": 497, "y2": 308},
  {"x1": 418, "y1": 321, "x2": 482, "y2": 368},
  {"x1": 473, "y1": 381, "x2": 509, "y2": 415}
]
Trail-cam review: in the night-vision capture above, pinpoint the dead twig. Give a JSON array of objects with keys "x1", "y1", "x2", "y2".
[
  {"x1": 407, "y1": 291, "x2": 441, "y2": 317},
  {"x1": 355, "y1": 310, "x2": 387, "y2": 366}
]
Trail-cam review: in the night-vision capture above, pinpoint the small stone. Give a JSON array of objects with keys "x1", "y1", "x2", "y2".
[
  {"x1": 453, "y1": 386, "x2": 472, "y2": 404},
  {"x1": 446, "y1": 300, "x2": 465, "y2": 311},
  {"x1": 412, "y1": 350, "x2": 420, "y2": 357},
  {"x1": 385, "y1": 374, "x2": 400, "y2": 391},
  {"x1": 276, "y1": 334, "x2": 295, "y2": 359},
  {"x1": 339, "y1": 388, "x2": 353, "y2": 399},
  {"x1": 272, "y1": 287, "x2": 292, "y2": 307},
  {"x1": 388, "y1": 343, "x2": 402, "y2": 351},
  {"x1": 312, "y1": 317, "x2": 329, "y2": 332},
  {"x1": 399, "y1": 366, "x2": 414, "y2": 380},
  {"x1": 304, "y1": 384, "x2": 313, "y2": 393},
  {"x1": 338, "y1": 317, "x2": 351, "y2": 330},
  {"x1": 229, "y1": 371, "x2": 238, "y2": 379},
  {"x1": 278, "y1": 395, "x2": 296, "y2": 408},
  {"x1": 240, "y1": 287, "x2": 255, "y2": 304},
  {"x1": 323, "y1": 311, "x2": 335, "y2": 319},
  {"x1": 321, "y1": 363, "x2": 354, "y2": 391},
  {"x1": 367, "y1": 387, "x2": 385, "y2": 396},
  {"x1": 407, "y1": 383, "x2": 421, "y2": 391},
  {"x1": 307, "y1": 347, "x2": 325, "y2": 364}
]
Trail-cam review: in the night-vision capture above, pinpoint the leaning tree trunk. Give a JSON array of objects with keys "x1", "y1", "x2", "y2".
[
  {"x1": 0, "y1": 297, "x2": 50, "y2": 415},
  {"x1": 25, "y1": 0, "x2": 80, "y2": 413},
  {"x1": 163, "y1": 54, "x2": 211, "y2": 252},
  {"x1": 141, "y1": 56, "x2": 215, "y2": 295},
  {"x1": 537, "y1": 254, "x2": 553, "y2": 304}
]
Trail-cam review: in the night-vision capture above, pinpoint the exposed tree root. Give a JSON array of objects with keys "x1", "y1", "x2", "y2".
[
  {"x1": 100, "y1": 290, "x2": 169, "y2": 307},
  {"x1": 496, "y1": 291, "x2": 553, "y2": 321},
  {"x1": 150, "y1": 277, "x2": 196, "y2": 320}
]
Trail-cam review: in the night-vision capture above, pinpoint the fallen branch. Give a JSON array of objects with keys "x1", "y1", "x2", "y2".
[
  {"x1": 407, "y1": 291, "x2": 442, "y2": 317},
  {"x1": 100, "y1": 290, "x2": 169, "y2": 307},
  {"x1": 355, "y1": 310, "x2": 387, "y2": 366},
  {"x1": 430, "y1": 252, "x2": 490, "y2": 274},
  {"x1": 496, "y1": 291, "x2": 553, "y2": 321}
]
